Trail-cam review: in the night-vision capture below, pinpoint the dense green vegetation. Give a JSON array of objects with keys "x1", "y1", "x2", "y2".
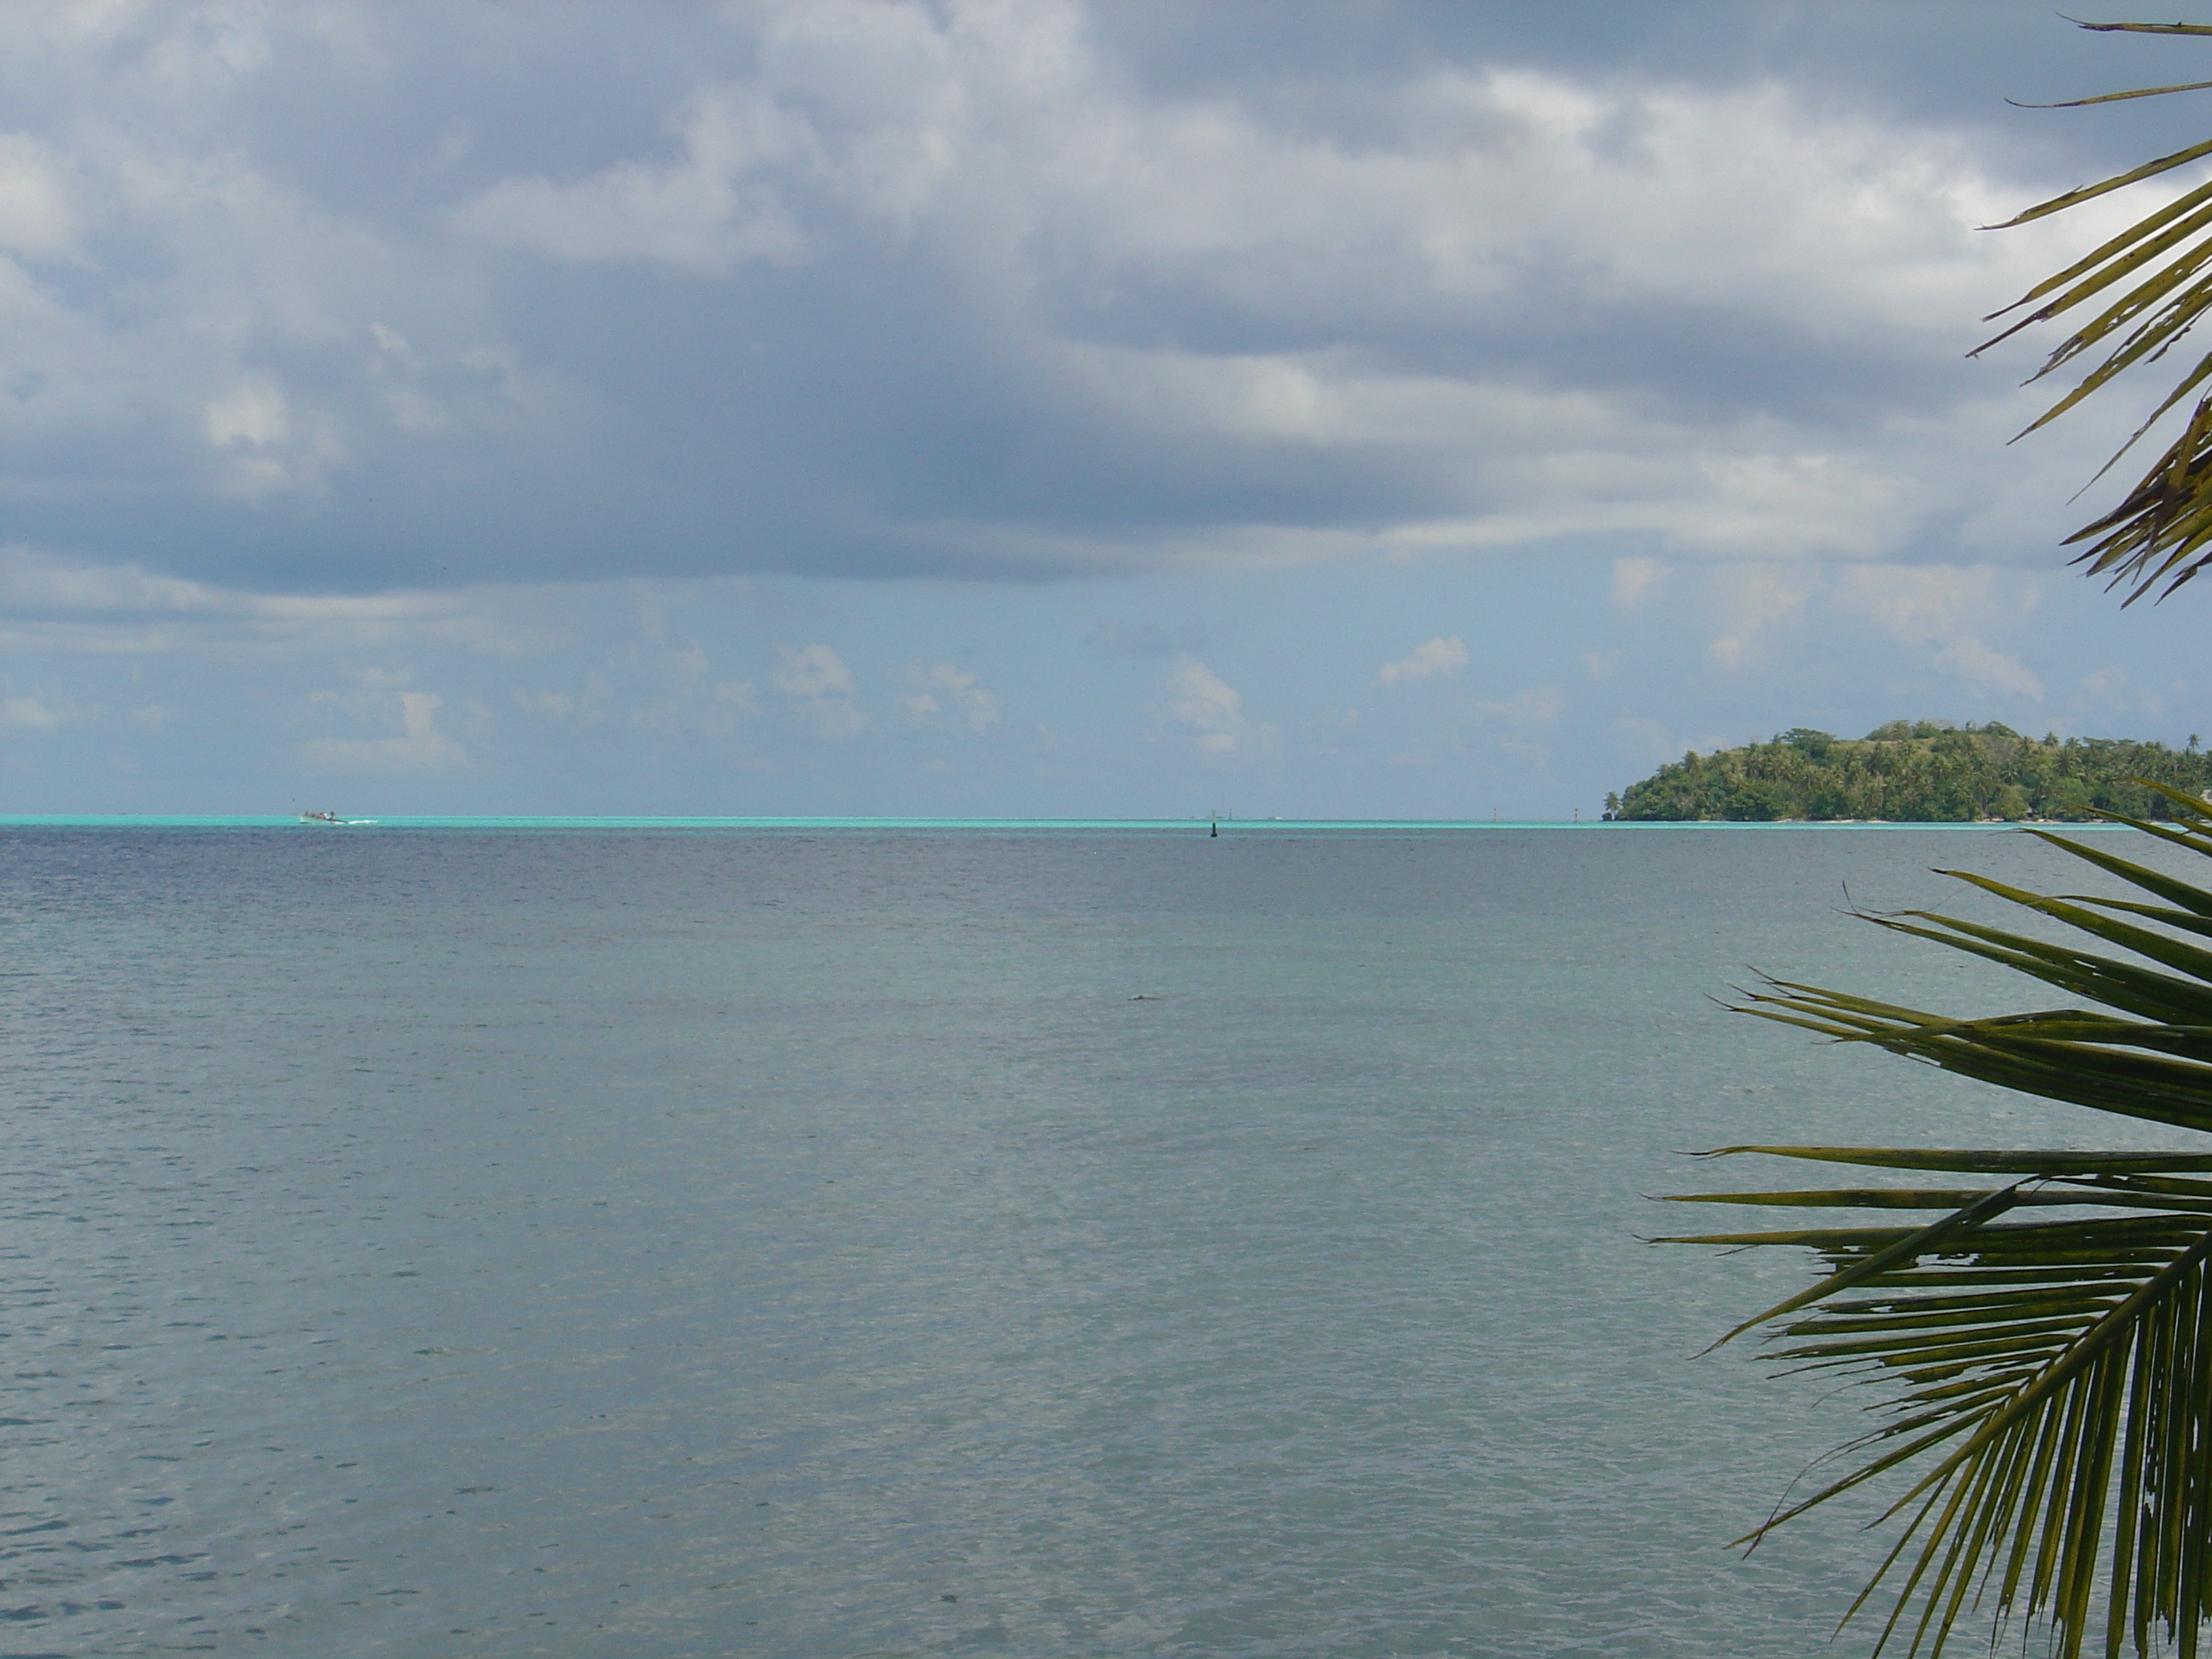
[{"x1": 1610, "y1": 719, "x2": 2212, "y2": 822}]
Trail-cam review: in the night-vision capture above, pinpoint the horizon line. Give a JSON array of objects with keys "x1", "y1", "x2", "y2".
[{"x1": 0, "y1": 814, "x2": 2130, "y2": 832}]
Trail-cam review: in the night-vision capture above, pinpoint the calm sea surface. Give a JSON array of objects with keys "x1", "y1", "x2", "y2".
[{"x1": 0, "y1": 824, "x2": 2191, "y2": 1658}]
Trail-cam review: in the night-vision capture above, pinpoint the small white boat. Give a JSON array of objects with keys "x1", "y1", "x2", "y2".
[{"x1": 299, "y1": 810, "x2": 343, "y2": 824}]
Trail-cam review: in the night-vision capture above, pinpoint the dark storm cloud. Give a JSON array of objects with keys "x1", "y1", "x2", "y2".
[{"x1": 1091, "y1": 1, "x2": 2212, "y2": 175}]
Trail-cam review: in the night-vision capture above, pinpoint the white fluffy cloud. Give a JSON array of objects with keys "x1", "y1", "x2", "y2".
[
  {"x1": 1708, "y1": 565, "x2": 1816, "y2": 670},
  {"x1": 0, "y1": 693, "x2": 63, "y2": 730},
  {"x1": 1833, "y1": 563, "x2": 2044, "y2": 701},
  {"x1": 1377, "y1": 636, "x2": 1468, "y2": 685},
  {"x1": 1610, "y1": 557, "x2": 1670, "y2": 610},
  {"x1": 299, "y1": 690, "x2": 465, "y2": 775},
  {"x1": 1157, "y1": 654, "x2": 1271, "y2": 758},
  {"x1": 902, "y1": 661, "x2": 999, "y2": 731},
  {"x1": 770, "y1": 643, "x2": 866, "y2": 740}
]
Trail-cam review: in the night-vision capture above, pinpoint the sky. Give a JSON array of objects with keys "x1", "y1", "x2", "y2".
[{"x1": 7, "y1": 0, "x2": 2212, "y2": 817}]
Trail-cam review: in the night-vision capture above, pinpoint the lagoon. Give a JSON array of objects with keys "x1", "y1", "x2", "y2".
[{"x1": 0, "y1": 823, "x2": 2177, "y2": 1656}]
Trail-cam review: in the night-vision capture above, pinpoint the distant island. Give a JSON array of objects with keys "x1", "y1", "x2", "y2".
[{"x1": 1609, "y1": 720, "x2": 2212, "y2": 822}]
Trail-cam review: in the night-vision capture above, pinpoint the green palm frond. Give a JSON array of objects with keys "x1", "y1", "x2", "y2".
[
  {"x1": 1663, "y1": 784, "x2": 2212, "y2": 1656},
  {"x1": 1974, "y1": 21, "x2": 2212, "y2": 602}
]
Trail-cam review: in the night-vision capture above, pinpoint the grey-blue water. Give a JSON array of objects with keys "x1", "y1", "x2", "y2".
[{"x1": 0, "y1": 824, "x2": 2187, "y2": 1658}]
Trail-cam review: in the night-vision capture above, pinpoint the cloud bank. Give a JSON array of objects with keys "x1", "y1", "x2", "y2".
[
  {"x1": 0, "y1": 0, "x2": 2164, "y2": 597},
  {"x1": 0, "y1": 3, "x2": 2201, "y2": 817}
]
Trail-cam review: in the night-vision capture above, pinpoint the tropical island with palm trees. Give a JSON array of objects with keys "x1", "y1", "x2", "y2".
[{"x1": 1608, "y1": 719, "x2": 2212, "y2": 821}]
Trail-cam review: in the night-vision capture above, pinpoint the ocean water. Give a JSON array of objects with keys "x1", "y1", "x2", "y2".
[{"x1": 0, "y1": 822, "x2": 2187, "y2": 1658}]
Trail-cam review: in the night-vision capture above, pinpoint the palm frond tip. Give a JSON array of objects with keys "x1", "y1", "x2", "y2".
[{"x1": 1981, "y1": 26, "x2": 2212, "y2": 600}]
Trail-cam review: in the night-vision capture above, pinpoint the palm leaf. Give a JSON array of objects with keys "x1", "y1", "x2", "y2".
[
  {"x1": 1666, "y1": 792, "x2": 2212, "y2": 1654},
  {"x1": 1973, "y1": 23, "x2": 2212, "y2": 601}
]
